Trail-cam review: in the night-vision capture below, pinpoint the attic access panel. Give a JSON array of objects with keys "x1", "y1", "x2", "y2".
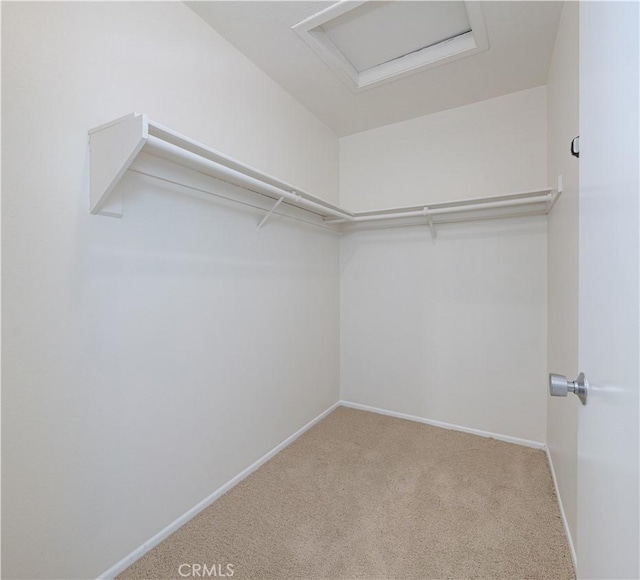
[{"x1": 292, "y1": 1, "x2": 488, "y2": 92}]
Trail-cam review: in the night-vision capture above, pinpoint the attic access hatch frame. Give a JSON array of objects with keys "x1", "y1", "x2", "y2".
[
  {"x1": 291, "y1": 1, "x2": 489, "y2": 93},
  {"x1": 89, "y1": 113, "x2": 556, "y2": 239}
]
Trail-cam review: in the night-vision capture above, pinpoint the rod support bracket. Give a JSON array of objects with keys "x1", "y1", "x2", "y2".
[
  {"x1": 257, "y1": 195, "x2": 286, "y2": 229},
  {"x1": 423, "y1": 207, "x2": 436, "y2": 240}
]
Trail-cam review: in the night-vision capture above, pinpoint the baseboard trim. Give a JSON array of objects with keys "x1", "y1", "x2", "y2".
[
  {"x1": 97, "y1": 401, "x2": 341, "y2": 579},
  {"x1": 544, "y1": 445, "x2": 578, "y2": 572},
  {"x1": 339, "y1": 400, "x2": 546, "y2": 450},
  {"x1": 99, "y1": 399, "x2": 550, "y2": 578}
]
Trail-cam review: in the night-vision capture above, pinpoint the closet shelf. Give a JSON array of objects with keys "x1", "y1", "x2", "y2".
[
  {"x1": 336, "y1": 188, "x2": 555, "y2": 238},
  {"x1": 89, "y1": 113, "x2": 556, "y2": 235},
  {"x1": 89, "y1": 113, "x2": 353, "y2": 221}
]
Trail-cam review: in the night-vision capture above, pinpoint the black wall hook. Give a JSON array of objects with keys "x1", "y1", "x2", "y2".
[{"x1": 571, "y1": 136, "x2": 580, "y2": 158}]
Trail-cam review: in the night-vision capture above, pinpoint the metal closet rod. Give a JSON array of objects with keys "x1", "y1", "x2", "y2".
[
  {"x1": 128, "y1": 168, "x2": 340, "y2": 232},
  {"x1": 324, "y1": 190, "x2": 553, "y2": 224},
  {"x1": 143, "y1": 136, "x2": 355, "y2": 222}
]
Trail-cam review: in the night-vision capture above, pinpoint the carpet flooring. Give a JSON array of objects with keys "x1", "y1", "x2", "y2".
[{"x1": 120, "y1": 407, "x2": 575, "y2": 579}]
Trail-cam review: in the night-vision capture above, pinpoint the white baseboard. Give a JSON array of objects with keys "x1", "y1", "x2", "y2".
[
  {"x1": 99, "y1": 399, "x2": 552, "y2": 579},
  {"x1": 98, "y1": 401, "x2": 341, "y2": 579},
  {"x1": 544, "y1": 445, "x2": 578, "y2": 572},
  {"x1": 339, "y1": 400, "x2": 546, "y2": 450}
]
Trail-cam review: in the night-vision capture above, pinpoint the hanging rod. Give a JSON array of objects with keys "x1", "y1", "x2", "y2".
[
  {"x1": 128, "y1": 168, "x2": 338, "y2": 232},
  {"x1": 325, "y1": 189, "x2": 553, "y2": 225},
  {"x1": 142, "y1": 136, "x2": 352, "y2": 221},
  {"x1": 88, "y1": 113, "x2": 555, "y2": 236}
]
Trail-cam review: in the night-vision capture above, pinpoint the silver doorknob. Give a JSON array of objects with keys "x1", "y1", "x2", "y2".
[{"x1": 549, "y1": 372, "x2": 588, "y2": 405}]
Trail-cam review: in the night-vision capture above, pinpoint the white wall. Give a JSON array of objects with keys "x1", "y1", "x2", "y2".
[
  {"x1": 1, "y1": 3, "x2": 340, "y2": 579},
  {"x1": 340, "y1": 87, "x2": 548, "y2": 211},
  {"x1": 340, "y1": 89, "x2": 548, "y2": 443},
  {"x1": 546, "y1": 1, "x2": 580, "y2": 554}
]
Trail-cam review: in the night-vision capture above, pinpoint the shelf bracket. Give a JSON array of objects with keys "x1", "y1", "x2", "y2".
[
  {"x1": 89, "y1": 113, "x2": 148, "y2": 217},
  {"x1": 424, "y1": 207, "x2": 436, "y2": 240},
  {"x1": 547, "y1": 189, "x2": 562, "y2": 214},
  {"x1": 257, "y1": 195, "x2": 286, "y2": 229}
]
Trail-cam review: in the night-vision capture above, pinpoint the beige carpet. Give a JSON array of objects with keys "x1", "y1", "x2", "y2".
[{"x1": 120, "y1": 407, "x2": 574, "y2": 579}]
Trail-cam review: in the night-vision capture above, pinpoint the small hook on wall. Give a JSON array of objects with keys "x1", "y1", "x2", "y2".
[{"x1": 571, "y1": 136, "x2": 580, "y2": 158}]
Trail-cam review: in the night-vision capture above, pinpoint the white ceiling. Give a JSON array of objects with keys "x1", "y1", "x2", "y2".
[{"x1": 187, "y1": 1, "x2": 563, "y2": 136}]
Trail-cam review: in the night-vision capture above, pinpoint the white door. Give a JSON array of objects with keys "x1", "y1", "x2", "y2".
[{"x1": 578, "y1": 2, "x2": 639, "y2": 578}]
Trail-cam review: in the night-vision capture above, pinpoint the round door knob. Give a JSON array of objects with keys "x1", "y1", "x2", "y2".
[{"x1": 549, "y1": 372, "x2": 588, "y2": 405}]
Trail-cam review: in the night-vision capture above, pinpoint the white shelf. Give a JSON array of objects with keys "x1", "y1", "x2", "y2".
[
  {"x1": 89, "y1": 113, "x2": 556, "y2": 235},
  {"x1": 89, "y1": 113, "x2": 352, "y2": 221},
  {"x1": 336, "y1": 188, "x2": 555, "y2": 238}
]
